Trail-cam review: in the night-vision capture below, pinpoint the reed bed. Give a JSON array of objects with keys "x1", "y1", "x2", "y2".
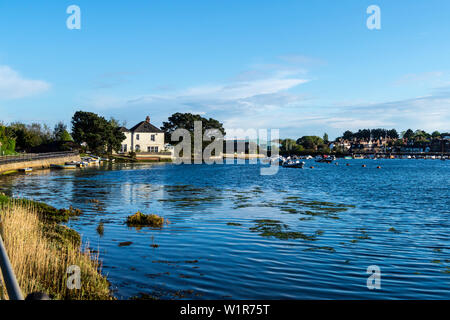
[{"x1": 0, "y1": 200, "x2": 112, "y2": 300}]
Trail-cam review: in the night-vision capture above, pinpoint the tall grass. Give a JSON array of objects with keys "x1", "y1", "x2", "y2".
[{"x1": 0, "y1": 201, "x2": 112, "y2": 300}]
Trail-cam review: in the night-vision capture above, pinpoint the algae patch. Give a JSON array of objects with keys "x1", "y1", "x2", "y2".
[
  {"x1": 126, "y1": 211, "x2": 166, "y2": 228},
  {"x1": 249, "y1": 219, "x2": 317, "y2": 241}
]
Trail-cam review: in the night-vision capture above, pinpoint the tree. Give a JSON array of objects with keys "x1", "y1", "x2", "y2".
[
  {"x1": 71, "y1": 111, "x2": 125, "y2": 154},
  {"x1": 280, "y1": 139, "x2": 300, "y2": 154},
  {"x1": 161, "y1": 113, "x2": 225, "y2": 137},
  {"x1": 342, "y1": 130, "x2": 353, "y2": 141},
  {"x1": 371, "y1": 128, "x2": 386, "y2": 140},
  {"x1": 387, "y1": 129, "x2": 399, "y2": 139},
  {"x1": 323, "y1": 133, "x2": 329, "y2": 143},
  {"x1": 355, "y1": 129, "x2": 371, "y2": 141},
  {"x1": 431, "y1": 131, "x2": 441, "y2": 139},
  {"x1": 53, "y1": 122, "x2": 73, "y2": 142},
  {"x1": 413, "y1": 130, "x2": 430, "y2": 142},
  {"x1": 402, "y1": 129, "x2": 414, "y2": 139},
  {"x1": 9, "y1": 122, "x2": 51, "y2": 151},
  {"x1": 161, "y1": 113, "x2": 226, "y2": 154},
  {"x1": 296, "y1": 136, "x2": 324, "y2": 151},
  {"x1": 105, "y1": 118, "x2": 126, "y2": 154},
  {"x1": 0, "y1": 125, "x2": 16, "y2": 155}
]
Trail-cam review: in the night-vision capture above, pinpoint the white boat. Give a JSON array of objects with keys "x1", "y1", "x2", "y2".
[{"x1": 19, "y1": 168, "x2": 33, "y2": 172}]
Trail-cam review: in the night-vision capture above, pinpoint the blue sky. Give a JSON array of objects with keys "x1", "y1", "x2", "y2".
[{"x1": 0, "y1": 0, "x2": 449, "y2": 139}]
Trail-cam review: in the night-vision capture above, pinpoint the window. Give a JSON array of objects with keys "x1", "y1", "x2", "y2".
[
  {"x1": 136, "y1": 134, "x2": 140, "y2": 141},
  {"x1": 151, "y1": 135, "x2": 155, "y2": 141},
  {"x1": 135, "y1": 145, "x2": 140, "y2": 152},
  {"x1": 122, "y1": 144, "x2": 127, "y2": 153},
  {"x1": 147, "y1": 146, "x2": 159, "y2": 153}
]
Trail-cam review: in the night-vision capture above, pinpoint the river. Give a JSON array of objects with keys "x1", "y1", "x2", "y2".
[{"x1": 1, "y1": 159, "x2": 449, "y2": 299}]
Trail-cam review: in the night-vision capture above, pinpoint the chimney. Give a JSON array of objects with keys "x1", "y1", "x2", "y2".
[{"x1": 145, "y1": 116, "x2": 150, "y2": 123}]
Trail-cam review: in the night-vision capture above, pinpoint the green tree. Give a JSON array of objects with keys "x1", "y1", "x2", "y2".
[
  {"x1": 296, "y1": 136, "x2": 324, "y2": 151},
  {"x1": 105, "y1": 118, "x2": 126, "y2": 154},
  {"x1": 280, "y1": 139, "x2": 300, "y2": 154},
  {"x1": 161, "y1": 113, "x2": 225, "y2": 137},
  {"x1": 323, "y1": 133, "x2": 329, "y2": 143},
  {"x1": 431, "y1": 131, "x2": 441, "y2": 139},
  {"x1": 53, "y1": 122, "x2": 73, "y2": 142},
  {"x1": 0, "y1": 125, "x2": 16, "y2": 155},
  {"x1": 387, "y1": 129, "x2": 399, "y2": 139},
  {"x1": 402, "y1": 129, "x2": 414, "y2": 139},
  {"x1": 342, "y1": 130, "x2": 353, "y2": 141},
  {"x1": 9, "y1": 122, "x2": 51, "y2": 151},
  {"x1": 161, "y1": 113, "x2": 226, "y2": 154},
  {"x1": 71, "y1": 111, "x2": 124, "y2": 154}
]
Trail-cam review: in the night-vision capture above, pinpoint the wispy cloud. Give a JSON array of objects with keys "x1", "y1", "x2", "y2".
[
  {"x1": 86, "y1": 62, "x2": 311, "y2": 116},
  {"x1": 393, "y1": 71, "x2": 446, "y2": 87},
  {"x1": 83, "y1": 58, "x2": 449, "y2": 139},
  {"x1": 0, "y1": 65, "x2": 50, "y2": 99}
]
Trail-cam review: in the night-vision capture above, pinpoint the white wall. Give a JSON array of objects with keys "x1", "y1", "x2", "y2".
[{"x1": 121, "y1": 132, "x2": 165, "y2": 153}]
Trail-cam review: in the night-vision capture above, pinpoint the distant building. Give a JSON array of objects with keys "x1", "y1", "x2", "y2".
[{"x1": 120, "y1": 116, "x2": 165, "y2": 153}]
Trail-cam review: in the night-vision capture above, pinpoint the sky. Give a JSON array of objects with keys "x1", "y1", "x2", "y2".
[{"x1": 0, "y1": 0, "x2": 449, "y2": 139}]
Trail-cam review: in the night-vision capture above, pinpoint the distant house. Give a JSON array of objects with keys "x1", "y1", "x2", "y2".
[{"x1": 120, "y1": 116, "x2": 165, "y2": 153}]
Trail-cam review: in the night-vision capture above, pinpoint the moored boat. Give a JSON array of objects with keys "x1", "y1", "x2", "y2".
[
  {"x1": 50, "y1": 164, "x2": 77, "y2": 170},
  {"x1": 282, "y1": 160, "x2": 305, "y2": 168}
]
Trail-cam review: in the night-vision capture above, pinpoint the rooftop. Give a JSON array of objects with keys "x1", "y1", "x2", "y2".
[{"x1": 121, "y1": 116, "x2": 164, "y2": 133}]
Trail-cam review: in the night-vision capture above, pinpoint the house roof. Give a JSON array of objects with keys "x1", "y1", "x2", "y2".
[
  {"x1": 119, "y1": 126, "x2": 129, "y2": 132},
  {"x1": 129, "y1": 121, "x2": 163, "y2": 133}
]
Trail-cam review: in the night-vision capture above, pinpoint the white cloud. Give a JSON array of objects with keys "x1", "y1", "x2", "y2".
[{"x1": 0, "y1": 65, "x2": 50, "y2": 99}]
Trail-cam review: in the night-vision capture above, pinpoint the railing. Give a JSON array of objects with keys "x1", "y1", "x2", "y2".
[{"x1": 0, "y1": 151, "x2": 79, "y2": 165}]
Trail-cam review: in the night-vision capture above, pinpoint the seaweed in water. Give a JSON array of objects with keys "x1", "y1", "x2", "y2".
[
  {"x1": 249, "y1": 219, "x2": 317, "y2": 241},
  {"x1": 118, "y1": 241, "x2": 133, "y2": 247},
  {"x1": 96, "y1": 222, "x2": 104, "y2": 236},
  {"x1": 126, "y1": 211, "x2": 166, "y2": 228}
]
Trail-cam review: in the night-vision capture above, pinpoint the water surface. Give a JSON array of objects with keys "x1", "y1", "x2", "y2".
[{"x1": 1, "y1": 159, "x2": 449, "y2": 299}]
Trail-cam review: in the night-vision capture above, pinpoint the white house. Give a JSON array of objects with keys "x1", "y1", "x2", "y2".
[{"x1": 120, "y1": 116, "x2": 165, "y2": 153}]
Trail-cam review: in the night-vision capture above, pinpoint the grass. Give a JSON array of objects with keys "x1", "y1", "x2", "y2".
[
  {"x1": 0, "y1": 194, "x2": 82, "y2": 223},
  {"x1": 0, "y1": 200, "x2": 112, "y2": 300},
  {"x1": 126, "y1": 211, "x2": 166, "y2": 228}
]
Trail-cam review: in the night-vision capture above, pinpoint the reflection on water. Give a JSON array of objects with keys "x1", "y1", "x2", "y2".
[{"x1": 1, "y1": 160, "x2": 449, "y2": 299}]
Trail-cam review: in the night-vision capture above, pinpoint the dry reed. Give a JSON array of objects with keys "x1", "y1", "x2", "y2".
[{"x1": 0, "y1": 200, "x2": 112, "y2": 300}]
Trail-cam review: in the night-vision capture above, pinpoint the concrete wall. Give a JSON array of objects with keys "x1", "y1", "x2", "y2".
[{"x1": 0, "y1": 155, "x2": 81, "y2": 173}]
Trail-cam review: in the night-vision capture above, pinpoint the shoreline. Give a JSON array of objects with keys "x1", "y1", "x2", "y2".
[{"x1": 0, "y1": 193, "x2": 113, "y2": 300}]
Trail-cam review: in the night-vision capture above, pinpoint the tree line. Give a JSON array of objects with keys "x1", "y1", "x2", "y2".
[
  {"x1": 338, "y1": 128, "x2": 445, "y2": 142},
  {"x1": 280, "y1": 134, "x2": 331, "y2": 155},
  {"x1": 0, "y1": 111, "x2": 226, "y2": 156},
  {"x1": 0, "y1": 121, "x2": 73, "y2": 155}
]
